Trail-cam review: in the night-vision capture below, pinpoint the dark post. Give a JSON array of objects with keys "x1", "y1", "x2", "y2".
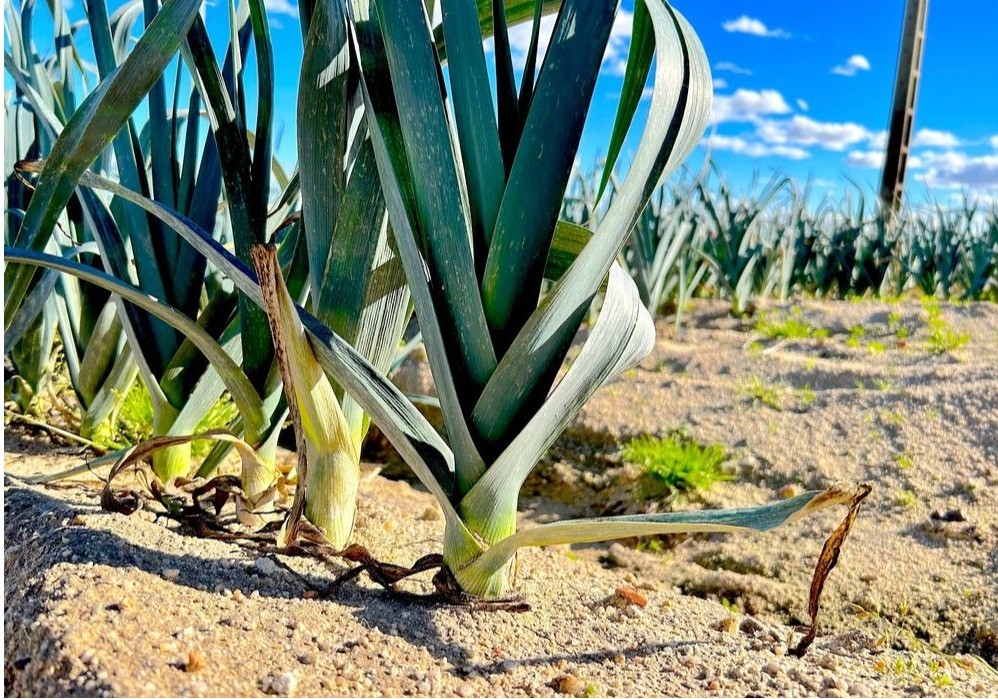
[{"x1": 880, "y1": 0, "x2": 929, "y2": 213}]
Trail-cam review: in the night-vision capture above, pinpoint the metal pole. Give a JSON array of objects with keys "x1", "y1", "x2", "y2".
[{"x1": 879, "y1": 0, "x2": 929, "y2": 213}]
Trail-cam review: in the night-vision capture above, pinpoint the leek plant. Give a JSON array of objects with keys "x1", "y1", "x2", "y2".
[
  {"x1": 695, "y1": 171, "x2": 788, "y2": 316},
  {"x1": 2, "y1": 0, "x2": 274, "y2": 481},
  {"x1": 618, "y1": 177, "x2": 698, "y2": 316},
  {"x1": 5, "y1": 0, "x2": 880, "y2": 616},
  {"x1": 346, "y1": 0, "x2": 869, "y2": 598},
  {"x1": 4, "y1": 0, "x2": 140, "y2": 423}
]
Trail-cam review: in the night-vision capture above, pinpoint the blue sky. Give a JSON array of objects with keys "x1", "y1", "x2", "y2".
[{"x1": 8, "y1": 0, "x2": 998, "y2": 202}]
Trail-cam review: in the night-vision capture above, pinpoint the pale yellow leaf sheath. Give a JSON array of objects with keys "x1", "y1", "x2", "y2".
[{"x1": 252, "y1": 245, "x2": 360, "y2": 549}]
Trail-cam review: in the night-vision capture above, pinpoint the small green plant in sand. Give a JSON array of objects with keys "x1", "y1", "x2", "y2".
[
  {"x1": 872, "y1": 378, "x2": 897, "y2": 391},
  {"x1": 923, "y1": 302, "x2": 970, "y2": 353},
  {"x1": 755, "y1": 308, "x2": 829, "y2": 341},
  {"x1": 887, "y1": 311, "x2": 910, "y2": 340},
  {"x1": 846, "y1": 325, "x2": 866, "y2": 348},
  {"x1": 874, "y1": 656, "x2": 955, "y2": 689},
  {"x1": 623, "y1": 433, "x2": 731, "y2": 497},
  {"x1": 857, "y1": 599, "x2": 974, "y2": 687},
  {"x1": 635, "y1": 537, "x2": 670, "y2": 555},
  {"x1": 796, "y1": 385, "x2": 816, "y2": 405},
  {"x1": 893, "y1": 489, "x2": 918, "y2": 508},
  {"x1": 893, "y1": 452, "x2": 914, "y2": 470},
  {"x1": 879, "y1": 409, "x2": 905, "y2": 427},
  {"x1": 739, "y1": 376, "x2": 784, "y2": 410},
  {"x1": 847, "y1": 325, "x2": 886, "y2": 354}
]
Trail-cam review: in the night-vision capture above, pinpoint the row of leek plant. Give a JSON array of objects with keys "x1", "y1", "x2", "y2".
[
  {"x1": 2, "y1": 0, "x2": 413, "y2": 544},
  {"x1": 562, "y1": 166, "x2": 998, "y2": 320},
  {"x1": 3, "y1": 0, "x2": 295, "y2": 485},
  {"x1": 6, "y1": 0, "x2": 869, "y2": 599},
  {"x1": 3, "y1": 0, "x2": 579, "y2": 545},
  {"x1": 5, "y1": 0, "x2": 146, "y2": 429}
]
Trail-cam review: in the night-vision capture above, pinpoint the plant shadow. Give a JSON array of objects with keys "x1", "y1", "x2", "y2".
[{"x1": 6, "y1": 478, "x2": 708, "y2": 691}]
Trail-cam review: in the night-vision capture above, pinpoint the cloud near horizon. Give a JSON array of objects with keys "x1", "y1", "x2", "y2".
[
  {"x1": 713, "y1": 61, "x2": 753, "y2": 76},
  {"x1": 722, "y1": 15, "x2": 791, "y2": 39},
  {"x1": 264, "y1": 0, "x2": 298, "y2": 18},
  {"x1": 831, "y1": 54, "x2": 871, "y2": 77}
]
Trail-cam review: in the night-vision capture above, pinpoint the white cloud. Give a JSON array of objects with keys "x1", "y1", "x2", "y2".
[
  {"x1": 989, "y1": 134, "x2": 998, "y2": 150},
  {"x1": 712, "y1": 77, "x2": 729, "y2": 90},
  {"x1": 867, "y1": 130, "x2": 888, "y2": 149},
  {"x1": 831, "y1": 54, "x2": 871, "y2": 77},
  {"x1": 714, "y1": 61, "x2": 753, "y2": 76},
  {"x1": 796, "y1": 99, "x2": 809, "y2": 112},
  {"x1": 504, "y1": 15, "x2": 555, "y2": 70},
  {"x1": 923, "y1": 152, "x2": 998, "y2": 190},
  {"x1": 756, "y1": 115, "x2": 875, "y2": 151},
  {"x1": 722, "y1": 15, "x2": 790, "y2": 39},
  {"x1": 845, "y1": 149, "x2": 924, "y2": 170},
  {"x1": 711, "y1": 89, "x2": 792, "y2": 125},
  {"x1": 845, "y1": 150, "x2": 884, "y2": 169},
  {"x1": 265, "y1": 0, "x2": 298, "y2": 17},
  {"x1": 845, "y1": 146, "x2": 998, "y2": 190},
  {"x1": 603, "y1": 10, "x2": 635, "y2": 76},
  {"x1": 704, "y1": 134, "x2": 809, "y2": 160},
  {"x1": 912, "y1": 129, "x2": 960, "y2": 148}
]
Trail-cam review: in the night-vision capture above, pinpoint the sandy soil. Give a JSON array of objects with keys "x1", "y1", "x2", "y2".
[
  {"x1": 552, "y1": 299, "x2": 997, "y2": 663},
  {"x1": 4, "y1": 299, "x2": 998, "y2": 697}
]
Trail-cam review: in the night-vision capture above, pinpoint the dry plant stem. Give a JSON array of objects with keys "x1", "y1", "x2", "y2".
[
  {"x1": 251, "y1": 244, "x2": 311, "y2": 548},
  {"x1": 328, "y1": 544, "x2": 530, "y2": 612},
  {"x1": 791, "y1": 483, "x2": 873, "y2": 657}
]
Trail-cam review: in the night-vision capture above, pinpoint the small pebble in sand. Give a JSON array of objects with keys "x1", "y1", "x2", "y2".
[
  {"x1": 420, "y1": 507, "x2": 441, "y2": 521},
  {"x1": 184, "y1": 651, "x2": 206, "y2": 673},
  {"x1": 605, "y1": 543, "x2": 637, "y2": 569},
  {"x1": 551, "y1": 674, "x2": 585, "y2": 697},
  {"x1": 263, "y1": 672, "x2": 298, "y2": 696},
  {"x1": 706, "y1": 678, "x2": 721, "y2": 691},
  {"x1": 822, "y1": 675, "x2": 847, "y2": 690},
  {"x1": 254, "y1": 557, "x2": 281, "y2": 576},
  {"x1": 613, "y1": 585, "x2": 648, "y2": 608},
  {"x1": 297, "y1": 652, "x2": 316, "y2": 666},
  {"x1": 848, "y1": 683, "x2": 872, "y2": 696},
  {"x1": 739, "y1": 617, "x2": 765, "y2": 636},
  {"x1": 763, "y1": 662, "x2": 782, "y2": 677},
  {"x1": 456, "y1": 682, "x2": 475, "y2": 697},
  {"x1": 818, "y1": 654, "x2": 839, "y2": 671},
  {"x1": 778, "y1": 483, "x2": 803, "y2": 499},
  {"x1": 713, "y1": 616, "x2": 738, "y2": 634},
  {"x1": 161, "y1": 568, "x2": 180, "y2": 582}
]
